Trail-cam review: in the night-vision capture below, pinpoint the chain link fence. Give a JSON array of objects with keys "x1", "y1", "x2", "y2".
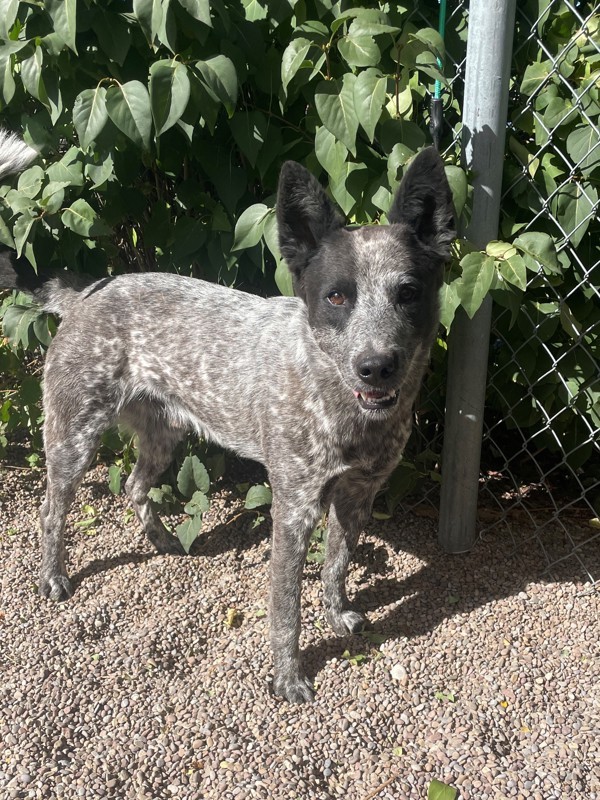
[
  {"x1": 404, "y1": 0, "x2": 599, "y2": 586},
  {"x1": 480, "y1": 0, "x2": 600, "y2": 584}
]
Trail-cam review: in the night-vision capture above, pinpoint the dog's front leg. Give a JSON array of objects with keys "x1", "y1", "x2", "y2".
[
  {"x1": 322, "y1": 476, "x2": 382, "y2": 636},
  {"x1": 269, "y1": 496, "x2": 320, "y2": 703}
]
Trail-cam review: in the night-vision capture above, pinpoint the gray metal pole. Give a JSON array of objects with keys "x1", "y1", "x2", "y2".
[{"x1": 438, "y1": 0, "x2": 517, "y2": 553}]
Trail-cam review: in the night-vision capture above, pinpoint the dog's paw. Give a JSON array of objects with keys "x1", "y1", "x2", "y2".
[
  {"x1": 147, "y1": 529, "x2": 187, "y2": 556},
  {"x1": 327, "y1": 608, "x2": 367, "y2": 636},
  {"x1": 272, "y1": 672, "x2": 315, "y2": 704},
  {"x1": 38, "y1": 573, "x2": 73, "y2": 602}
]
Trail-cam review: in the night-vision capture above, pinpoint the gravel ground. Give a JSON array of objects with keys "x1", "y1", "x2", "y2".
[{"x1": 0, "y1": 458, "x2": 598, "y2": 800}]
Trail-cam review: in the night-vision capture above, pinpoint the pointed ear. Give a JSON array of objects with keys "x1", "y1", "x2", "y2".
[
  {"x1": 277, "y1": 161, "x2": 344, "y2": 290},
  {"x1": 388, "y1": 147, "x2": 456, "y2": 259}
]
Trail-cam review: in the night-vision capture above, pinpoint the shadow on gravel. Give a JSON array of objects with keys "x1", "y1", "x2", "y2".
[
  {"x1": 300, "y1": 517, "x2": 595, "y2": 680},
  {"x1": 70, "y1": 552, "x2": 155, "y2": 592}
]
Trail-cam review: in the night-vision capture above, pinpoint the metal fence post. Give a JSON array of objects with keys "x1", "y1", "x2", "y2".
[{"x1": 438, "y1": 0, "x2": 517, "y2": 553}]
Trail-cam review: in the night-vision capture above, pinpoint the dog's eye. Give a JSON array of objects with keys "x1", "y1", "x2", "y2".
[
  {"x1": 397, "y1": 286, "x2": 419, "y2": 304},
  {"x1": 327, "y1": 291, "x2": 346, "y2": 306}
]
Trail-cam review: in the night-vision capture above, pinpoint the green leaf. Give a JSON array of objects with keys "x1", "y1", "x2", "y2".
[
  {"x1": 486, "y1": 241, "x2": 517, "y2": 259},
  {"x1": 2, "y1": 304, "x2": 40, "y2": 349},
  {"x1": 428, "y1": 779, "x2": 458, "y2": 800},
  {"x1": 13, "y1": 213, "x2": 36, "y2": 258},
  {"x1": 566, "y1": 125, "x2": 600, "y2": 178},
  {"x1": 32, "y1": 313, "x2": 55, "y2": 347},
  {"x1": 106, "y1": 81, "x2": 152, "y2": 150},
  {"x1": 175, "y1": 513, "x2": 202, "y2": 554},
  {"x1": 108, "y1": 465, "x2": 121, "y2": 495},
  {"x1": 499, "y1": 254, "x2": 527, "y2": 291},
  {"x1": 133, "y1": 0, "x2": 160, "y2": 44},
  {"x1": 338, "y1": 32, "x2": 380, "y2": 68},
  {"x1": 315, "y1": 126, "x2": 347, "y2": 181},
  {"x1": 411, "y1": 28, "x2": 445, "y2": 59},
  {"x1": 0, "y1": 0, "x2": 19, "y2": 40},
  {"x1": 61, "y1": 199, "x2": 111, "y2": 237},
  {"x1": 93, "y1": 11, "x2": 131, "y2": 65},
  {"x1": 242, "y1": 0, "x2": 267, "y2": 22},
  {"x1": 17, "y1": 166, "x2": 44, "y2": 199},
  {"x1": 330, "y1": 162, "x2": 367, "y2": 216},
  {"x1": 315, "y1": 74, "x2": 359, "y2": 156},
  {"x1": 281, "y1": 37, "x2": 312, "y2": 95},
  {"x1": 349, "y1": 17, "x2": 400, "y2": 37},
  {"x1": 183, "y1": 490, "x2": 210, "y2": 516},
  {"x1": 439, "y1": 278, "x2": 461, "y2": 332},
  {"x1": 520, "y1": 60, "x2": 553, "y2": 96},
  {"x1": 229, "y1": 111, "x2": 267, "y2": 169},
  {"x1": 85, "y1": 154, "x2": 115, "y2": 190},
  {"x1": 274, "y1": 259, "x2": 294, "y2": 297},
  {"x1": 332, "y1": 7, "x2": 401, "y2": 34},
  {"x1": 244, "y1": 484, "x2": 272, "y2": 510},
  {"x1": 550, "y1": 182, "x2": 598, "y2": 247},
  {"x1": 196, "y1": 55, "x2": 238, "y2": 118},
  {"x1": 543, "y1": 96, "x2": 576, "y2": 128},
  {"x1": 20, "y1": 46, "x2": 44, "y2": 101},
  {"x1": 39, "y1": 181, "x2": 69, "y2": 214},
  {"x1": 0, "y1": 53, "x2": 16, "y2": 106},
  {"x1": 178, "y1": 0, "x2": 211, "y2": 26},
  {"x1": 353, "y1": 69, "x2": 387, "y2": 142},
  {"x1": 513, "y1": 232, "x2": 559, "y2": 273},
  {"x1": 177, "y1": 455, "x2": 210, "y2": 498},
  {"x1": 73, "y1": 87, "x2": 108, "y2": 150},
  {"x1": 457, "y1": 252, "x2": 495, "y2": 318},
  {"x1": 263, "y1": 211, "x2": 294, "y2": 297},
  {"x1": 150, "y1": 60, "x2": 191, "y2": 136},
  {"x1": 559, "y1": 301, "x2": 582, "y2": 340},
  {"x1": 46, "y1": 0, "x2": 78, "y2": 53},
  {"x1": 155, "y1": 0, "x2": 177, "y2": 52},
  {"x1": 444, "y1": 166, "x2": 467, "y2": 217},
  {"x1": 46, "y1": 149, "x2": 84, "y2": 188},
  {"x1": 148, "y1": 483, "x2": 176, "y2": 506},
  {"x1": 232, "y1": 203, "x2": 270, "y2": 251}
]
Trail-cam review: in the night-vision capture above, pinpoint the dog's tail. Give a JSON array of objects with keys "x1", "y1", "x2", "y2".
[
  {"x1": 0, "y1": 254, "x2": 96, "y2": 317},
  {"x1": 0, "y1": 129, "x2": 95, "y2": 317},
  {"x1": 0, "y1": 129, "x2": 38, "y2": 181}
]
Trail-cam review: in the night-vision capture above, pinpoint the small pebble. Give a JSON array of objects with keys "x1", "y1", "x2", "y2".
[{"x1": 0, "y1": 462, "x2": 597, "y2": 799}]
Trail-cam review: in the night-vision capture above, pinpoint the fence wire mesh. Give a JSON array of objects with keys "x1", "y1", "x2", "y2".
[
  {"x1": 481, "y1": 0, "x2": 600, "y2": 584},
  {"x1": 404, "y1": 0, "x2": 599, "y2": 586}
]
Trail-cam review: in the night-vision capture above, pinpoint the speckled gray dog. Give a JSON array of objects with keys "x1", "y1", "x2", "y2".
[{"x1": 1, "y1": 131, "x2": 455, "y2": 702}]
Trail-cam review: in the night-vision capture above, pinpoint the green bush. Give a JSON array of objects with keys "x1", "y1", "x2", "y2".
[{"x1": 0, "y1": 0, "x2": 597, "y2": 521}]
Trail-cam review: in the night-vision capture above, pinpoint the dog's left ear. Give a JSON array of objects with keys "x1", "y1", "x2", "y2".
[
  {"x1": 388, "y1": 147, "x2": 456, "y2": 260},
  {"x1": 277, "y1": 161, "x2": 344, "y2": 295}
]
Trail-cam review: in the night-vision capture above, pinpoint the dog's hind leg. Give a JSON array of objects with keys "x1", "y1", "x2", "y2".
[
  {"x1": 39, "y1": 412, "x2": 110, "y2": 602},
  {"x1": 322, "y1": 475, "x2": 382, "y2": 636},
  {"x1": 121, "y1": 407, "x2": 185, "y2": 556}
]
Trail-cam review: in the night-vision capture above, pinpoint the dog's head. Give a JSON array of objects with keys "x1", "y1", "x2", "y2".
[{"x1": 277, "y1": 148, "x2": 455, "y2": 415}]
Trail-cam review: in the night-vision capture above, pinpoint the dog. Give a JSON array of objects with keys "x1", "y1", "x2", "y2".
[{"x1": 0, "y1": 129, "x2": 455, "y2": 702}]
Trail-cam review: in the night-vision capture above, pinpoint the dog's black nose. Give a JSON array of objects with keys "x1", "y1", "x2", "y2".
[{"x1": 355, "y1": 352, "x2": 398, "y2": 385}]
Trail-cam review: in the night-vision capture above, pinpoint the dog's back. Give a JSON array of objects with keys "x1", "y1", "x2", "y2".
[{"x1": 43, "y1": 272, "x2": 318, "y2": 465}]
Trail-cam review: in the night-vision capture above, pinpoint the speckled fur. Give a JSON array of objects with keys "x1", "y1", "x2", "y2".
[{"x1": 0, "y1": 135, "x2": 455, "y2": 703}]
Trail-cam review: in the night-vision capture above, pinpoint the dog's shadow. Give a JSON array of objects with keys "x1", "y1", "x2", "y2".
[
  {"x1": 66, "y1": 470, "x2": 595, "y2": 681},
  {"x1": 300, "y1": 513, "x2": 596, "y2": 679},
  {"x1": 68, "y1": 499, "x2": 270, "y2": 592}
]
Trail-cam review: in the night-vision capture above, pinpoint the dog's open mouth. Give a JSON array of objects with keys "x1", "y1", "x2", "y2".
[{"x1": 353, "y1": 389, "x2": 399, "y2": 411}]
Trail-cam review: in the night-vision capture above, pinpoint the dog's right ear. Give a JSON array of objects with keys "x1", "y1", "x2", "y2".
[{"x1": 277, "y1": 162, "x2": 344, "y2": 296}]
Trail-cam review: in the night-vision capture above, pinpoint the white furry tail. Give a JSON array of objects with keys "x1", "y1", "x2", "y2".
[{"x1": 0, "y1": 129, "x2": 37, "y2": 180}]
